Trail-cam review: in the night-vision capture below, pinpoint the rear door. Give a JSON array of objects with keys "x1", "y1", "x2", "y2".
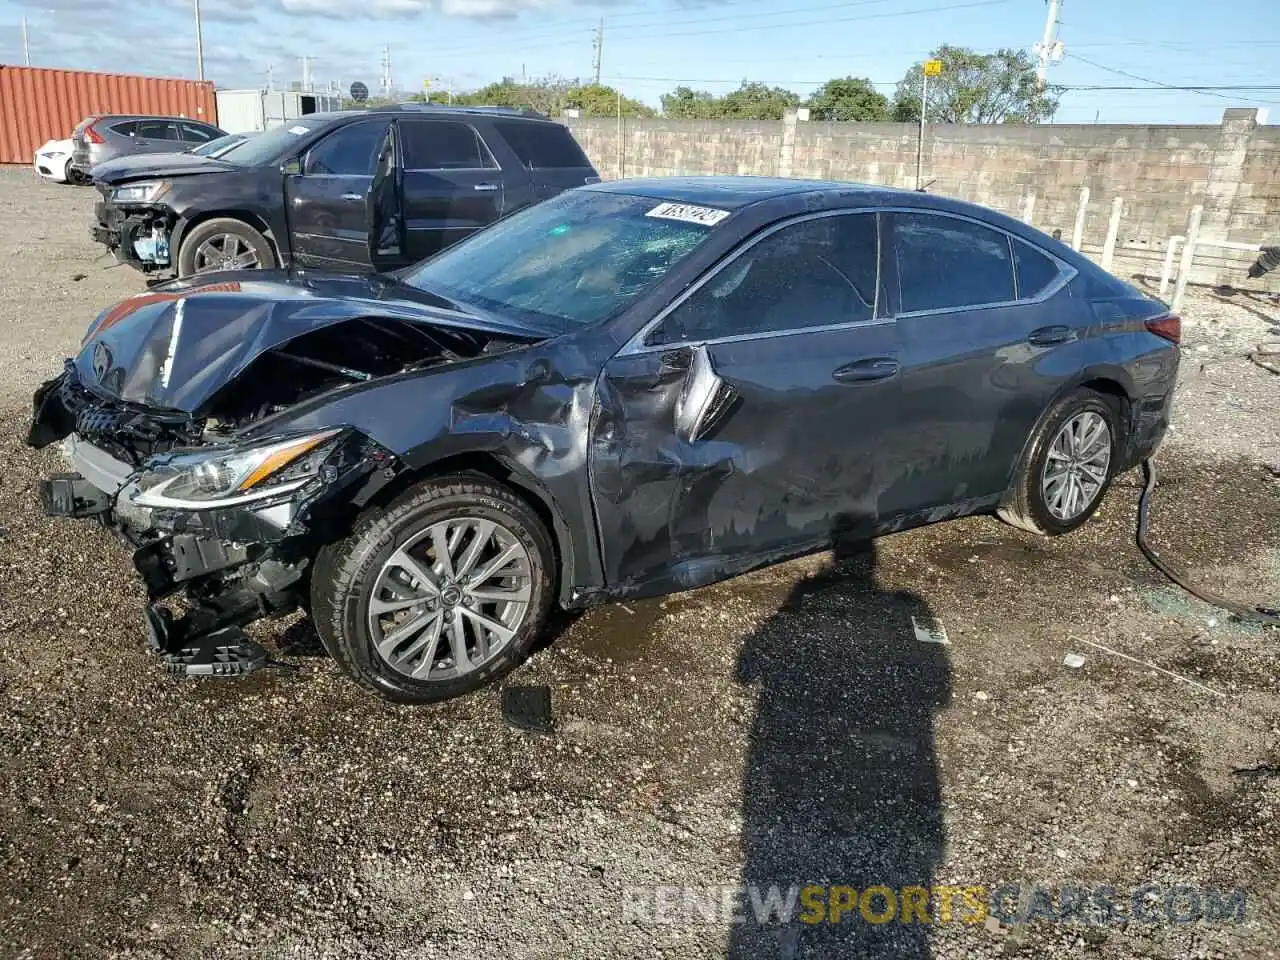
[
  {"x1": 397, "y1": 117, "x2": 505, "y2": 261},
  {"x1": 131, "y1": 119, "x2": 184, "y2": 155},
  {"x1": 285, "y1": 117, "x2": 394, "y2": 271},
  {"x1": 490, "y1": 119, "x2": 598, "y2": 201},
  {"x1": 882, "y1": 210, "x2": 1076, "y2": 516}
]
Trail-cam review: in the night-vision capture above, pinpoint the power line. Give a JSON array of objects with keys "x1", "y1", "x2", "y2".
[
  {"x1": 426, "y1": 0, "x2": 1013, "y2": 60},
  {"x1": 1065, "y1": 51, "x2": 1273, "y2": 105}
]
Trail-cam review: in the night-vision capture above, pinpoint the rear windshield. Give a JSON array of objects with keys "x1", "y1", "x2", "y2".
[
  {"x1": 215, "y1": 121, "x2": 325, "y2": 166},
  {"x1": 404, "y1": 190, "x2": 724, "y2": 332},
  {"x1": 491, "y1": 120, "x2": 590, "y2": 169}
]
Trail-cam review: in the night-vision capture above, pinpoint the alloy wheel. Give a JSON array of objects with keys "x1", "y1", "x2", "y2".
[
  {"x1": 1041, "y1": 411, "x2": 1112, "y2": 521},
  {"x1": 366, "y1": 517, "x2": 533, "y2": 681},
  {"x1": 192, "y1": 233, "x2": 261, "y2": 273}
]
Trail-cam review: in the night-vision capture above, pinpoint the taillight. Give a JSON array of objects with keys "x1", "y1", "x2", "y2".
[
  {"x1": 1145, "y1": 313, "x2": 1181, "y2": 344},
  {"x1": 83, "y1": 120, "x2": 104, "y2": 145}
]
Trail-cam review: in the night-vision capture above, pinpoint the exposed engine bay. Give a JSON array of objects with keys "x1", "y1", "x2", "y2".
[{"x1": 29, "y1": 277, "x2": 546, "y2": 677}]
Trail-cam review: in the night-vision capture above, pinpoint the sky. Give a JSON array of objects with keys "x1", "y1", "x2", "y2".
[{"x1": 1, "y1": 0, "x2": 1279, "y2": 124}]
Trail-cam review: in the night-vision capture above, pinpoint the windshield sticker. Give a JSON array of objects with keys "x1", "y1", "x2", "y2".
[
  {"x1": 287, "y1": 125, "x2": 310, "y2": 135},
  {"x1": 645, "y1": 202, "x2": 730, "y2": 227}
]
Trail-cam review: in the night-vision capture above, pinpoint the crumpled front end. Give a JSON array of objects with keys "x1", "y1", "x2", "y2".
[{"x1": 30, "y1": 365, "x2": 397, "y2": 676}]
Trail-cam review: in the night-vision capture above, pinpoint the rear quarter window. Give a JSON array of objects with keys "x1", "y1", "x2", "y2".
[
  {"x1": 491, "y1": 120, "x2": 591, "y2": 169},
  {"x1": 1013, "y1": 239, "x2": 1062, "y2": 299},
  {"x1": 109, "y1": 121, "x2": 137, "y2": 137}
]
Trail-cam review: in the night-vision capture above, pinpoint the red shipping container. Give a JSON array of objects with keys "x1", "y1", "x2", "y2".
[{"x1": 0, "y1": 65, "x2": 217, "y2": 165}]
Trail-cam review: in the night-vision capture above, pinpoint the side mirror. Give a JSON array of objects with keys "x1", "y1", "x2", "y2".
[
  {"x1": 674, "y1": 344, "x2": 738, "y2": 443},
  {"x1": 282, "y1": 156, "x2": 303, "y2": 176}
]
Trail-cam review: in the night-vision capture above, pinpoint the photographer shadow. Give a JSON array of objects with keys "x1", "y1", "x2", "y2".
[{"x1": 729, "y1": 533, "x2": 951, "y2": 959}]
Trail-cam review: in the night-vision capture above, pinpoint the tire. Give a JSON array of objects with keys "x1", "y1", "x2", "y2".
[
  {"x1": 997, "y1": 387, "x2": 1123, "y2": 536},
  {"x1": 177, "y1": 218, "x2": 276, "y2": 278},
  {"x1": 311, "y1": 476, "x2": 556, "y2": 704}
]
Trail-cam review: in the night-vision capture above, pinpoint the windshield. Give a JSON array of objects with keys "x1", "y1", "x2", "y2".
[
  {"x1": 402, "y1": 191, "x2": 725, "y2": 332},
  {"x1": 190, "y1": 134, "x2": 246, "y2": 158},
  {"x1": 216, "y1": 121, "x2": 324, "y2": 166}
]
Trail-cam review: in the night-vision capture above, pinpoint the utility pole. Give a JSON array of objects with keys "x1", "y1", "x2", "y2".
[
  {"x1": 193, "y1": 0, "x2": 205, "y2": 80},
  {"x1": 21, "y1": 16, "x2": 30, "y2": 66},
  {"x1": 381, "y1": 45, "x2": 393, "y2": 99},
  {"x1": 1034, "y1": 0, "x2": 1064, "y2": 87},
  {"x1": 592, "y1": 18, "x2": 603, "y2": 86},
  {"x1": 266, "y1": 63, "x2": 274, "y2": 92},
  {"x1": 299, "y1": 56, "x2": 313, "y2": 92}
]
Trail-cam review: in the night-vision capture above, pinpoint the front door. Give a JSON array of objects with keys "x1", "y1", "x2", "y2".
[
  {"x1": 397, "y1": 118, "x2": 505, "y2": 261},
  {"x1": 285, "y1": 117, "x2": 395, "y2": 271},
  {"x1": 590, "y1": 211, "x2": 907, "y2": 594}
]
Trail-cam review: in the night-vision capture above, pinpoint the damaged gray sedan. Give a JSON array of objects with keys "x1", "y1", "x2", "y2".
[{"x1": 29, "y1": 178, "x2": 1180, "y2": 703}]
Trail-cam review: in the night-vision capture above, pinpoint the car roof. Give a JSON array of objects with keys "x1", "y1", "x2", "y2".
[{"x1": 304, "y1": 105, "x2": 558, "y2": 125}]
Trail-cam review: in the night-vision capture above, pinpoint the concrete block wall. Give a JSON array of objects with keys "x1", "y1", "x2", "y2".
[{"x1": 565, "y1": 109, "x2": 1278, "y2": 289}]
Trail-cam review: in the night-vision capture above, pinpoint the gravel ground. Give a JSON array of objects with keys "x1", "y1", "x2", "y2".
[{"x1": 1, "y1": 168, "x2": 1278, "y2": 960}]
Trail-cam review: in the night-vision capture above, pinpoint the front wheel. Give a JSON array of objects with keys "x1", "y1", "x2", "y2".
[
  {"x1": 177, "y1": 218, "x2": 276, "y2": 278},
  {"x1": 997, "y1": 388, "x2": 1122, "y2": 536},
  {"x1": 311, "y1": 477, "x2": 555, "y2": 704}
]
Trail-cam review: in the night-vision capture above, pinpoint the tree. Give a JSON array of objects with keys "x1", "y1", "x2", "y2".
[
  {"x1": 805, "y1": 77, "x2": 889, "y2": 122},
  {"x1": 563, "y1": 83, "x2": 656, "y2": 119},
  {"x1": 660, "y1": 81, "x2": 800, "y2": 120},
  {"x1": 891, "y1": 46, "x2": 1060, "y2": 124}
]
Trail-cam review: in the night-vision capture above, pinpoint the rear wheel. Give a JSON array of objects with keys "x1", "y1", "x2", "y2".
[
  {"x1": 311, "y1": 476, "x2": 555, "y2": 704},
  {"x1": 177, "y1": 218, "x2": 276, "y2": 278},
  {"x1": 997, "y1": 388, "x2": 1122, "y2": 536}
]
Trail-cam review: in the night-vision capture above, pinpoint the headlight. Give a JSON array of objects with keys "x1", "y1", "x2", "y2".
[
  {"x1": 131, "y1": 430, "x2": 342, "y2": 509},
  {"x1": 111, "y1": 181, "x2": 170, "y2": 204}
]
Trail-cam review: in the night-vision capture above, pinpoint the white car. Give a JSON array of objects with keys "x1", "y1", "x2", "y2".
[{"x1": 33, "y1": 138, "x2": 77, "y2": 183}]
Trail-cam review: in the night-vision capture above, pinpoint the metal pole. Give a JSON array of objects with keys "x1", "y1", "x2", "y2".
[
  {"x1": 1101, "y1": 196, "x2": 1124, "y2": 272},
  {"x1": 916, "y1": 71, "x2": 928, "y2": 190},
  {"x1": 1172, "y1": 204, "x2": 1203, "y2": 314},
  {"x1": 194, "y1": 0, "x2": 205, "y2": 80},
  {"x1": 1071, "y1": 186, "x2": 1089, "y2": 251},
  {"x1": 616, "y1": 89, "x2": 623, "y2": 179},
  {"x1": 21, "y1": 16, "x2": 30, "y2": 66},
  {"x1": 1036, "y1": 0, "x2": 1062, "y2": 86}
]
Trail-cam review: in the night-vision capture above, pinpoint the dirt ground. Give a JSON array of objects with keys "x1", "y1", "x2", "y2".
[{"x1": 0, "y1": 168, "x2": 1278, "y2": 960}]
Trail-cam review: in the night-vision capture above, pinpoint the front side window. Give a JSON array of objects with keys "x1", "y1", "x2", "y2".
[
  {"x1": 650, "y1": 213, "x2": 879, "y2": 345},
  {"x1": 404, "y1": 191, "x2": 720, "y2": 332},
  {"x1": 400, "y1": 120, "x2": 495, "y2": 170},
  {"x1": 179, "y1": 122, "x2": 218, "y2": 144},
  {"x1": 893, "y1": 212, "x2": 1015, "y2": 313},
  {"x1": 304, "y1": 121, "x2": 389, "y2": 176}
]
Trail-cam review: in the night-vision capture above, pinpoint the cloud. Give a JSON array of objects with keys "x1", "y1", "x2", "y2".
[{"x1": 278, "y1": 0, "x2": 555, "y2": 20}]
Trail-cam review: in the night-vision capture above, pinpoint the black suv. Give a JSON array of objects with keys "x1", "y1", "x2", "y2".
[{"x1": 88, "y1": 105, "x2": 600, "y2": 280}]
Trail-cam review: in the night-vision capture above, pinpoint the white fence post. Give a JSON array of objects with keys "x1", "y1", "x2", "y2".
[
  {"x1": 1172, "y1": 204, "x2": 1204, "y2": 314},
  {"x1": 1071, "y1": 187, "x2": 1090, "y2": 251},
  {"x1": 1101, "y1": 196, "x2": 1124, "y2": 272},
  {"x1": 1021, "y1": 192, "x2": 1036, "y2": 224}
]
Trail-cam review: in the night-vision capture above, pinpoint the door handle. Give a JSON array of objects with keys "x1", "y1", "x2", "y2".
[
  {"x1": 832, "y1": 357, "x2": 900, "y2": 383},
  {"x1": 340, "y1": 192, "x2": 365, "y2": 201},
  {"x1": 1028, "y1": 324, "x2": 1072, "y2": 346},
  {"x1": 473, "y1": 183, "x2": 499, "y2": 192}
]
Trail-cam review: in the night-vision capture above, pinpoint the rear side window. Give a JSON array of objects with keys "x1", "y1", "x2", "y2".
[
  {"x1": 893, "y1": 212, "x2": 1015, "y2": 313},
  {"x1": 1013, "y1": 239, "x2": 1062, "y2": 300},
  {"x1": 491, "y1": 120, "x2": 590, "y2": 169},
  {"x1": 109, "y1": 121, "x2": 137, "y2": 137},
  {"x1": 400, "y1": 120, "x2": 496, "y2": 170},
  {"x1": 305, "y1": 121, "x2": 388, "y2": 176},
  {"x1": 135, "y1": 120, "x2": 181, "y2": 141}
]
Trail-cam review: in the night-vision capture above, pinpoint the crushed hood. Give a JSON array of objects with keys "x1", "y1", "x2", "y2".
[
  {"x1": 91, "y1": 152, "x2": 234, "y2": 184},
  {"x1": 76, "y1": 270, "x2": 546, "y2": 415}
]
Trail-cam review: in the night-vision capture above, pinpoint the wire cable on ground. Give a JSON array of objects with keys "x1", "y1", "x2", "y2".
[{"x1": 1137, "y1": 459, "x2": 1280, "y2": 627}]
